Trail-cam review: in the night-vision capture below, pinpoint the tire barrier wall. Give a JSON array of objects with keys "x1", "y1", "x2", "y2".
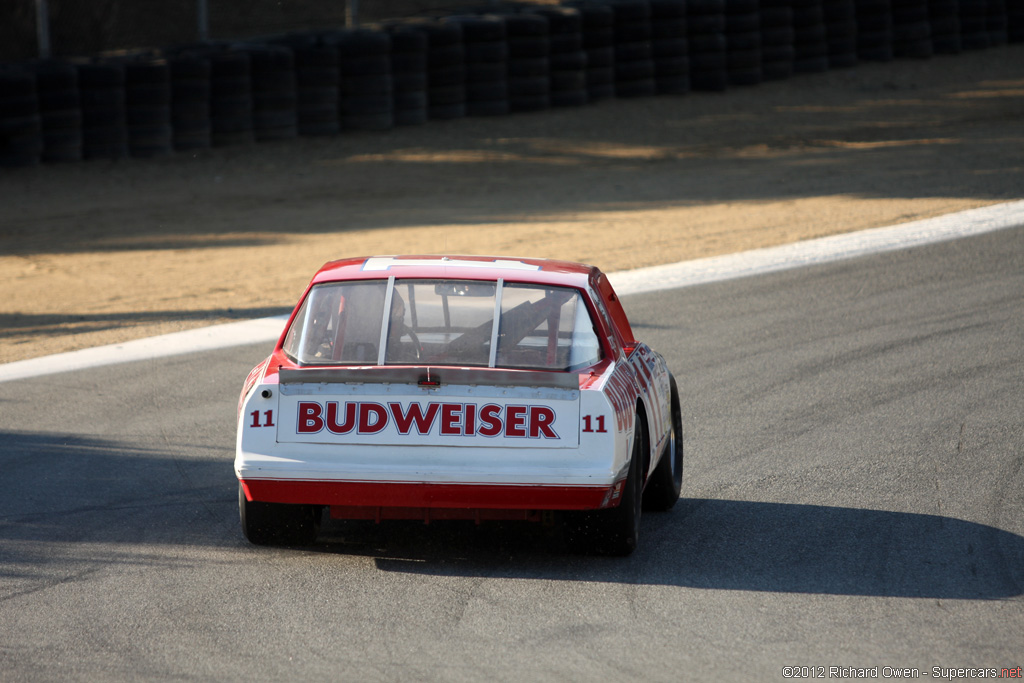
[{"x1": 2, "y1": 0, "x2": 1023, "y2": 168}]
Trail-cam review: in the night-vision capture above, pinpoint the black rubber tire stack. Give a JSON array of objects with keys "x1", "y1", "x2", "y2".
[
  {"x1": 650, "y1": 0, "x2": 691, "y2": 94},
  {"x1": 78, "y1": 60, "x2": 129, "y2": 159},
  {"x1": 33, "y1": 61, "x2": 82, "y2": 163},
  {"x1": 959, "y1": 0, "x2": 989, "y2": 48},
  {"x1": 276, "y1": 33, "x2": 339, "y2": 137},
  {"x1": 606, "y1": 0, "x2": 657, "y2": 98},
  {"x1": 402, "y1": 20, "x2": 466, "y2": 121},
  {"x1": 825, "y1": 0, "x2": 860, "y2": 67},
  {"x1": 504, "y1": 12, "x2": 551, "y2": 112},
  {"x1": 534, "y1": 6, "x2": 589, "y2": 106},
  {"x1": 688, "y1": 0, "x2": 729, "y2": 90},
  {"x1": 1011, "y1": 0, "x2": 1024, "y2": 42},
  {"x1": 892, "y1": 0, "x2": 934, "y2": 57},
  {"x1": 761, "y1": 0, "x2": 796, "y2": 80},
  {"x1": 792, "y1": 0, "x2": 830, "y2": 72},
  {"x1": 725, "y1": 0, "x2": 763, "y2": 87},
  {"x1": 169, "y1": 53, "x2": 212, "y2": 151},
  {"x1": 987, "y1": 0, "x2": 1009, "y2": 44},
  {"x1": 0, "y1": 68, "x2": 43, "y2": 168},
  {"x1": 239, "y1": 44, "x2": 298, "y2": 141},
  {"x1": 856, "y1": 0, "x2": 896, "y2": 60},
  {"x1": 565, "y1": 2, "x2": 617, "y2": 101},
  {"x1": 124, "y1": 58, "x2": 173, "y2": 158},
  {"x1": 206, "y1": 48, "x2": 254, "y2": 147},
  {"x1": 443, "y1": 15, "x2": 509, "y2": 117},
  {"x1": 330, "y1": 29, "x2": 394, "y2": 131},
  {"x1": 929, "y1": 0, "x2": 962, "y2": 53},
  {"x1": 384, "y1": 23, "x2": 429, "y2": 126}
]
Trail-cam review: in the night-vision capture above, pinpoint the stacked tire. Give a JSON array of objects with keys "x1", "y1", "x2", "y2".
[
  {"x1": 688, "y1": 0, "x2": 729, "y2": 91},
  {"x1": 274, "y1": 33, "x2": 339, "y2": 137},
  {"x1": 206, "y1": 48, "x2": 254, "y2": 147},
  {"x1": 987, "y1": 0, "x2": 1009, "y2": 44},
  {"x1": 857, "y1": 0, "x2": 895, "y2": 60},
  {"x1": 534, "y1": 6, "x2": 589, "y2": 107},
  {"x1": 792, "y1": 0, "x2": 830, "y2": 72},
  {"x1": 504, "y1": 12, "x2": 551, "y2": 112},
  {"x1": 78, "y1": 61, "x2": 129, "y2": 159},
  {"x1": 892, "y1": 0, "x2": 933, "y2": 58},
  {"x1": 403, "y1": 20, "x2": 466, "y2": 121},
  {"x1": 0, "y1": 68, "x2": 42, "y2": 167},
  {"x1": 240, "y1": 45, "x2": 297, "y2": 141},
  {"x1": 169, "y1": 53, "x2": 212, "y2": 150},
  {"x1": 825, "y1": 0, "x2": 859, "y2": 67},
  {"x1": 725, "y1": 0, "x2": 763, "y2": 87},
  {"x1": 929, "y1": 0, "x2": 962, "y2": 53},
  {"x1": 332, "y1": 29, "x2": 394, "y2": 131},
  {"x1": 443, "y1": 15, "x2": 509, "y2": 117},
  {"x1": 124, "y1": 58, "x2": 173, "y2": 157},
  {"x1": 385, "y1": 23, "x2": 429, "y2": 126},
  {"x1": 565, "y1": 2, "x2": 616, "y2": 101},
  {"x1": 34, "y1": 61, "x2": 82, "y2": 163},
  {"x1": 1011, "y1": 0, "x2": 1024, "y2": 41},
  {"x1": 761, "y1": 0, "x2": 796, "y2": 80},
  {"x1": 650, "y1": 0, "x2": 691, "y2": 94},
  {"x1": 606, "y1": 0, "x2": 657, "y2": 98}
]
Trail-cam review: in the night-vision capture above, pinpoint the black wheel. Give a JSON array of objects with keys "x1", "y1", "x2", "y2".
[
  {"x1": 565, "y1": 417, "x2": 644, "y2": 556},
  {"x1": 643, "y1": 375, "x2": 683, "y2": 511},
  {"x1": 239, "y1": 484, "x2": 321, "y2": 546}
]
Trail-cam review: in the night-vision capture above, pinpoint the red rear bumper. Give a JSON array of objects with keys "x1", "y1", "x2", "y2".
[{"x1": 240, "y1": 478, "x2": 618, "y2": 521}]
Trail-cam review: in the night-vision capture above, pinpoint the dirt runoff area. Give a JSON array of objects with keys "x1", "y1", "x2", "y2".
[{"x1": 2, "y1": 45, "x2": 1023, "y2": 364}]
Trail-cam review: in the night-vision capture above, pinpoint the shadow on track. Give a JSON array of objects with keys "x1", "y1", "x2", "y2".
[
  {"x1": 317, "y1": 499, "x2": 1024, "y2": 600},
  {"x1": 2, "y1": 430, "x2": 1021, "y2": 600}
]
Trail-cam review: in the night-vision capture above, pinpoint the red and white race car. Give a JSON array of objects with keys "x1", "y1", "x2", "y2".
[{"x1": 235, "y1": 255, "x2": 683, "y2": 555}]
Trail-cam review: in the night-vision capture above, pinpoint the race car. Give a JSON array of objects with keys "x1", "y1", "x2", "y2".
[{"x1": 235, "y1": 255, "x2": 683, "y2": 555}]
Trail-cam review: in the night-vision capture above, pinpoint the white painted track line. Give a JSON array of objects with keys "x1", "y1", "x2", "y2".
[
  {"x1": 1, "y1": 200, "x2": 1022, "y2": 383},
  {"x1": 609, "y1": 200, "x2": 1024, "y2": 296}
]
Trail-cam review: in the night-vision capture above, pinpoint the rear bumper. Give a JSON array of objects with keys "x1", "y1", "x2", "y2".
[{"x1": 239, "y1": 478, "x2": 618, "y2": 512}]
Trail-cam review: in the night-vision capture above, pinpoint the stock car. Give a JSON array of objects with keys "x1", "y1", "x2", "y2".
[{"x1": 235, "y1": 255, "x2": 683, "y2": 555}]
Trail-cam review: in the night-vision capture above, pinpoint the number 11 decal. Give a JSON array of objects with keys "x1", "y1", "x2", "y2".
[
  {"x1": 582, "y1": 415, "x2": 607, "y2": 433},
  {"x1": 250, "y1": 410, "x2": 275, "y2": 428}
]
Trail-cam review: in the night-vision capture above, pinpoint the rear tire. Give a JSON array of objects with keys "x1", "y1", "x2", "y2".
[
  {"x1": 643, "y1": 375, "x2": 683, "y2": 511},
  {"x1": 565, "y1": 419, "x2": 643, "y2": 555},
  {"x1": 239, "y1": 484, "x2": 321, "y2": 546}
]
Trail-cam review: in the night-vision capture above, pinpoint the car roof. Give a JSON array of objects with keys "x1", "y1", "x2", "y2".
[{"x1": 310, "y1": 255, "x2": 602, "y2": 289}]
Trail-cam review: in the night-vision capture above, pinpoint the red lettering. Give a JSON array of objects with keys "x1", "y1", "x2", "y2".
[
  {"x1": 478, "y1": 404, "x2": 503, "y2": 437},
  {"x1": 297, "y1": 402, "x2": 324, "y2": 433},
  {"x1": 326, "y1": 402, "x2": 357, "y2": 434},
  {"x1": 390, "y1": 402, "x2": 439, "y2": 435},
  {"x1": 505, "y1": 406, "x2": 527, "y2": 438},
  {"x1": 465, "y1": 403, "x2": 476, "y2": 436},
  {"x1": 440, "y1": 403, "x2": 462, "y2": 436},
  {"x1": 358, "y1": 403, "x2": 388, "y2": 434},
  {"x1": 529, "y1": 406, "x2": 557, "y2": 439}
]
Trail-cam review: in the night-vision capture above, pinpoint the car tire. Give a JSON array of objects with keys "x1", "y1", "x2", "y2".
[
  {"x1": 565, "y1": 417, "x2": 643, "y2": 556},
  {"x1": 239, "y1": 484, "x2": 321, "y2": 546},
  {"x1": 643, "y1": 375, "x2": 683, "y2": 511}
]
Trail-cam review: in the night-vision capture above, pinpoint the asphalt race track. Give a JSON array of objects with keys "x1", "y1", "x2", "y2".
[{"x1": 1, "y1": 226, "x2": 1021, "y2": 681}]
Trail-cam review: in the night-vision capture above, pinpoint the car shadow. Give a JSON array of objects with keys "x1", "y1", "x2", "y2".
[
  {"x1": 316, "y1": 498, "x2": 1024, "y2": 600},
  {"x1": 2, "y1": 430, "x2": 1021, "y2": 600}
]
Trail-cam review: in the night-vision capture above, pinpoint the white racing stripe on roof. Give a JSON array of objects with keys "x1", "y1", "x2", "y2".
[
  {"x1": 1, "y1": 200, "x2": 1022, "y2": 383},
  {"x1": 362, "y1": 256, "x2": 541, "y2": 271}
]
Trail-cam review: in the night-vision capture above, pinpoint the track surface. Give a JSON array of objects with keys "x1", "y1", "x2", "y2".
[{"x1": 1, "y1": 227, "x2": 1021, "y2": 681}]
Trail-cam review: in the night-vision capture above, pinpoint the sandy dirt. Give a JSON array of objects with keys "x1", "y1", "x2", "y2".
[{"x1": 2, "y1": 45, "x2": 1022, "y2": 363}]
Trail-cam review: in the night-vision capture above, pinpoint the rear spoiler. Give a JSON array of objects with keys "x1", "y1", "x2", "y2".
[{"x1": 277, "y1": 366, "x2": 580, "y2": 390}]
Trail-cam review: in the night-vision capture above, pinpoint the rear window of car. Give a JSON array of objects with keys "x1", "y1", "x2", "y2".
[{"x1": 282, "y1": 279, "x2": 602, "y2": 371}]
